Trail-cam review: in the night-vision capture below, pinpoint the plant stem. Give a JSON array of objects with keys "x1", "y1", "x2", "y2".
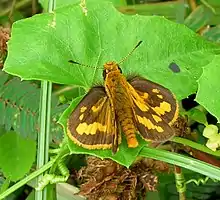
[
  {"x1": 35, "y1": 81, "x2": 52, "y2": 200},
  {"x1": 174, "y1": 166, "x2": 186, "y2": 200},
  {"x1": 172, "y1": 137, "x2": 220, "y2": 157},
  {"x1": 140, "y1": 147, "x2": 220, "y2": 180},
  {"x1": 35, "y1": 0, "x2": 55, "y2": 198}
]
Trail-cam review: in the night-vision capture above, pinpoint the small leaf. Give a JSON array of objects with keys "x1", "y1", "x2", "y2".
[
  {"x1": 203, "y1": 25, "x2": 220, "y2": 43},
  {"x1": 184, "y1": 5, "x2": 213, "y2": 32},
  {"x1": 203, "y1": 124, "x2": 218, "y2": 138},
  {"x1": 0, "y1": 131, "x2": 36, "y2": 181},
  {"x1": 187, "y1": 107, "x2": 207, "y2": 125},
  {"x1": 206, "y1": 139, "x2": 220, "y2": 151},
  {"x1": 196, "y1": 55, "x2": 220, "y2": 122}
]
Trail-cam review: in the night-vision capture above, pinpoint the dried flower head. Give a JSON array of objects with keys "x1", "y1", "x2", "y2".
[
  {"x1": 0, "y1": 26, "x2": 10, "y2": 68},
  {"x1": 77, "y1": 156, "x2": 170, "y2": 200},
  {"x1": 172, "y1": 116, "x2": 190, "y2": 137}
]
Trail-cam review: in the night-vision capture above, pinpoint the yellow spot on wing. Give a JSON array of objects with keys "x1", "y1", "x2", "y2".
[
  {"x1": 157, "y1": 95, "x2": 163, "y2": 99},
  {"x1": 80, "y1": 106, "x2": 87, "y2": 113},
  {"x1": 76, "y1": 122, "x2": 107, "y2": 135},
  {"x1": 152, "y1": 101, "x2": 171, "y2": 116},
  {"x1": 67, "y1": 121, "x2": 112, "y2": 150},
  {"x1": 142, "y1": 92, "x2": 149, "y2": 99},
  {"x1": 91, "y1": 97, "x2": 107, "y2": 112},
  {"x1": 79, "y1": 114, "x2": 84, "y2": 121},
  {"x1": 161, "y1": 101, "x2": 171, "y2": 112},
  {"x1": 137, "y1": 116, "x2": 164, "y2": 132},
  {"x1": 152, "y1": 89, "x2": 160, "y2": 93},
  {"x1": 133, "y1": 98, "x2": 149, "y2": 111},
  {"x1": 152, "y1": 115, "x2": 162, "y2": 122}
]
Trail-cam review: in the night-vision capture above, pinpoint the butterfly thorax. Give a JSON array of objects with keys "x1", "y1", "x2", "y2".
[{"x1": 104, "y1": 61, "x2": 139, "y2": 148}]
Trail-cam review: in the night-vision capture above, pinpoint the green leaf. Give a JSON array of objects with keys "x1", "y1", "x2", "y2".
[
  {"x1": 196, "y1": 55, "x2": 220, "y2": 122},
  {"x1": 0, "y1": 71, "x2": 65, "y2": 143},
  {"x1": 186, "y1": 107, "x2": 207, "y2": 125},
  {"x1": 203, "y1": 25, "x2": 220, "y2": 42},
  {"x1": 54, "y1": 85, "x2": 85, "y2": 104},
  {"x1": 184, "y1": 5, "x2": 213, "y2": 32},
  {"x1": 58, "y1": 96, "x2": 147, "y2": 168},
  {"x1": 0, "y1": 131, "x2": 36, "y2": 181},
  {"x1": 4, "y1": 0, "x2": 220, "y2": 101}
]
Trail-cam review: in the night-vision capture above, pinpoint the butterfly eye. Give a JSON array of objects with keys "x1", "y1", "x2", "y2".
[
  {"x1": 103, "y1": 70, "x2": 107, "y2": 79},
  {"x1": 118, "y1": 67, "x2": 122, "y2": 73}
]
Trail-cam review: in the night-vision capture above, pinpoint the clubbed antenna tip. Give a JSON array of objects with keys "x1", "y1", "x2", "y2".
[{"x1": 68, "y1": 60, "x2": 81, "y2": 65}]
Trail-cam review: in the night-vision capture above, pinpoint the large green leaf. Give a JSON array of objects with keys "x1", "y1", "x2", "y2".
[
  {"x1": 196, "y1": 55, "x2": 220, "y2": 122},
  {"x1": 0, "y1": 131, "x2": 36, "y2": 181},
  {"x1": 4, "y1": 0, "x2": 220, "y2": 100}
]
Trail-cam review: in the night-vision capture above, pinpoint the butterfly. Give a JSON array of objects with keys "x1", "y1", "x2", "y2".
[{"x1": 67, "y1": 41, "x2": 179, "y2": 153}]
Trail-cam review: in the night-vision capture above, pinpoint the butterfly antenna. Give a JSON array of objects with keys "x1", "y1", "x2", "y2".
[
  {"x1": 118, "y1": 41, "x2": 142, "y2": 65},
  {"x1": 68, "y1": 60, "x2": 102, "y2": 69}
]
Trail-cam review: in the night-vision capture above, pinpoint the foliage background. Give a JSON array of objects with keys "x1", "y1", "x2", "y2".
[{"x1": 1, "y1": 0, "x2": 220, "y2": 199}]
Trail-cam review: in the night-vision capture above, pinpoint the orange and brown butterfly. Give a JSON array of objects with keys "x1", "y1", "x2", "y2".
[{"x1": 67, "y1": 41, "x2": 179, "y2": 154}]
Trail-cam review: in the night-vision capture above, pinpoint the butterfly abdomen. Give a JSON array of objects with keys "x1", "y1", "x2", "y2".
[{"x1": 116, "y1": 103, "x2": 138, "y2": 148}]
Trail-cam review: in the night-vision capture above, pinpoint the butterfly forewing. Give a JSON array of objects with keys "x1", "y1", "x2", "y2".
[{"x1": 67, "y1": 86, "x2": 117, "y2": 150}]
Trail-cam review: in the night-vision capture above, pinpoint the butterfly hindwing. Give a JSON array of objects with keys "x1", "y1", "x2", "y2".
[
  {"x1": 67, "y1": 86, "x2": 118, "y2": 151},
  {"x1": 128, "y1": 76, "x2": 178, "y2": 142}
]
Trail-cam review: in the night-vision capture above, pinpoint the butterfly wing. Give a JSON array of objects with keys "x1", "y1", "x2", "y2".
[
  {"x1": 128, "y1": 76, "x2": 178, "y2": 142},
  {"x1": 67, "y1": 86, "x2": 119, "y2": 152}
]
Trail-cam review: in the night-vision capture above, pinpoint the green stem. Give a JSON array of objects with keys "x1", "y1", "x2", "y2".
[
  {"x1": 172, "y1": 137, "x2": 220, "y2": 157},
  {"x1": 43, "y1": 82, "x2": 52, "y2": 199},
  {"x1": 36, "y1": 81, "x2": 50, "y2": 200},
  {"x1": 174, "y1": 166, "x2": 186, "y2": 200},
  {"x1": 139, "y1": 147, "x2": 220, "y2": 180},
  {"x1": 0, "y1": 160, "x2": 54, "y2": 200},
  {"x1": 36, "y1": 0, "x2": 55, "y2": 198}
]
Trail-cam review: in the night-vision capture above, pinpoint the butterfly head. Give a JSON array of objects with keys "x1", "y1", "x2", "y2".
[{"x1": 103, "y1": 61, "x2": 122, "y2": 79}]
